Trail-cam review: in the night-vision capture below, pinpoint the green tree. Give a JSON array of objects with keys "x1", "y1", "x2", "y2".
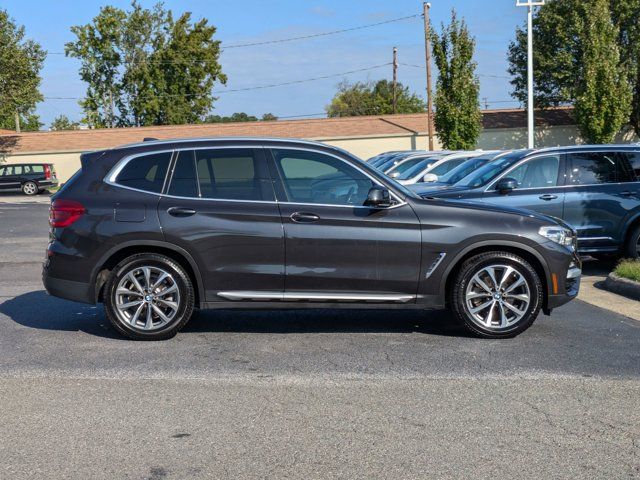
[
  {"x1": 326, "y1": 79, "x2": 426, "y2": 117},
  {"x1": 261, "y1": 113, "x2": 278, "y2": 121},
  {"x1": 65, "y1": 1, "x2": 226, "y2": 127},
  {"x1": 430, "y1": 10, "x2": 481, "y2": 150},
  {"x1": 50, "y1": 115, "x2": 80, "y2": 131},
  {"x1": 508, "y1": 0, "x2": 640, "y2": 138},
  {"x1": 574, "y1": 0, "x2": 631, "y2": 143},
  {"x1": 0, "y1": 9, "x2": 45, "y2": 132}
]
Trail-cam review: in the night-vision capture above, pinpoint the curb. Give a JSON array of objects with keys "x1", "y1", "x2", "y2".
[{"x1": 602, "y1": 273, "x2": 640, "y2": 301}]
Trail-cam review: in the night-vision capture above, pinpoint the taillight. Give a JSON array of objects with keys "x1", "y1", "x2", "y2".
[
  {"x1": 44, "y1": 164, "x2": 51, "y2": 180},
  {"x1": 49, "y1": 199, "x2": 85, "y2": 228}
]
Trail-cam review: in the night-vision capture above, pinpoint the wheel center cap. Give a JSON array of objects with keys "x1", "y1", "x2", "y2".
[
  {"x1": 493, "y1": 292, "x2": 502, "y2": 301},
  {"x1": 145, "y1": 295, "x2": 153, "y2": 302}
]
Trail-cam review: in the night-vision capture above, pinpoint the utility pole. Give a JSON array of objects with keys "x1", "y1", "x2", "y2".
[
  {"x1": 516, "y1": 0, "x2": 545, "y2": 149},
  {"x1": 392, "y1": 47, "x2": 398, "y2": 114},
  {"x1": 423, "y1": 2, "x2": 434, "y2": 150},
  {"x1": 14, "y1": 111, "x2": 20, "y2": 134},
  {"x1": 482, "y1": 97, "x2": 489, "y2": 110}
]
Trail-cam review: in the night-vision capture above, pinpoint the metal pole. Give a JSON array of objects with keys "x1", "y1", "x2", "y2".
[
  {"x1": 392, "y1": 47, "x2": 398, "y2": 114},
  {"x1": 14, "y1": 111, "x2": 20, "y2": 134},
  {"x1": 423, "y1": 2, "x2": 434, "y2": 150},
  {"x1": 526, "y1": 5, "x2": 534, "y2": 148}
]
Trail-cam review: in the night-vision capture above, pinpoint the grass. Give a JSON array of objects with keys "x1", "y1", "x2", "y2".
[{"x1": 614, "y1": 259, "x2": 640, "y2": 282}]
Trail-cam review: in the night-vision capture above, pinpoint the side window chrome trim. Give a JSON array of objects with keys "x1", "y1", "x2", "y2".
[{"x1": 105, "y1": 144, "x2": 408, "y2": 209}]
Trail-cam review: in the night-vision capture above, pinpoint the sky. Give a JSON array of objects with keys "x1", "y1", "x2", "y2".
[{"x1": 4, "y1": 0, "x2": 527, "y2": 128}]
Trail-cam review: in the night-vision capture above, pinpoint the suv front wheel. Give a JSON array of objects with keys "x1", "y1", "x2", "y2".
[
  {"x1": 22, "y1": 181, "x2": 38, "y2": 196},
  {"x1": 104, "y1": 253, "x2": 195, "y2": 340},
  {"x1": 450, "y1": 252, "x2": 543, "y2": 339}
]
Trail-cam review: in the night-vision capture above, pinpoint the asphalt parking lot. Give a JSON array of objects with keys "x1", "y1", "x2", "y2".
[{"x1": 1, "y1": 201, "x2": 639, "y2": 479}]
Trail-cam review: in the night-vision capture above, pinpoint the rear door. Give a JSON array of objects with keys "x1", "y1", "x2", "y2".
[
  {"x1": 158, "y1": 147, "x2": 284, "y2": 302},
  {"x1": 268, "y1": 147, "x2": 422, "y2": 299},
  {"x1": 563, "y1": 150, "x2": 640, "y2": 251},
  {"x1": 482, "y1": 153, "x2": 565, "y2": 218}
]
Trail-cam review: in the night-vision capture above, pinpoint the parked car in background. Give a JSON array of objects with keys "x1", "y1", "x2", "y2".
[
  {"x1": 366, "y1": 151, "x2": 404, "y2": 164},
  {"x1": 410, "y1": 151, "x2": 506, "y2": 190},
  {"x1": 416, "y1": 145, "x2": 640, "y2": 258},
  {"x1": 396, "y1": 151, "x2": 485, "y2": 185},
  {"x1": 369, "y1": 151, "x2": 426, "y2": 169},
  {"x1": 0, "y1": 163, "x2": 58, "y2": 195},
  {"x1": 375, "y1": 151, "x2": 434, "y2": 172},
  {"x1": 43, "y1": 137, "x2": 580, "y2": 340},
  {"x1": 386, "y1": 153, "x2": 444, "y2": 177}
]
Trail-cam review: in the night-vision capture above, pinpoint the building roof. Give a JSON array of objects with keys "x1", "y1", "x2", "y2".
[{"x1": 0, "y1": 107, "x2": 575, "y2": 155}]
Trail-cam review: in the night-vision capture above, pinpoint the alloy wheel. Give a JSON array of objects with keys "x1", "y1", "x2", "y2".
[
  {"x1": 22, "y1": 182, "x2": 37, "y2": 195},
  {"x1": 464, "y1": 264, "x2": 531, "y2": 330},
  {"x1": 114, "y1": 266, "x2": 181, "y2": 331}
]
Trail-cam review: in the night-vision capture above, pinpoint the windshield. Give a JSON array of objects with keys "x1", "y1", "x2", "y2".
[
  {"x1": 455, "y1": 151, "x2": 526, "y2": 188},
  {"x1": 428, "y1": 157, "x2": 470, "y2": 176},
  {"x1": 397, "y1": 156, "x2": 442, "y2": 180},
  {"x1": 438, "y1": 157, "x2": 489, "y2": 184},
  {"x1": 387, "y1": 157, "x2": 425, "y2": 175}
]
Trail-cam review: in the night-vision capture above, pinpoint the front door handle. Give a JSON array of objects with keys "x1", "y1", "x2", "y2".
[
  {"x1": 539, "y1": 194, "x2": 558, "y2": 201},
  {"x1": 290, "y1": 212, "x2": 320, "y2": 223},
  {"x1": 167, "y1": 207, "x2": 197, "y2": 217}
]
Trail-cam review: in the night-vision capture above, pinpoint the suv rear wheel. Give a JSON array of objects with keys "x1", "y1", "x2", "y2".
[
  {"x1": 104, "y1": 253, "x2": 195, "y2": 340},
  {"x1": 450, "y1": 252, "x2": 543, "y2": 339},
  {"x1": 624, "y1": 224, "x2": 640, "y2": 259},
  {"x1": 22, "y1": 181, "x2": 38, "y2": 196}
]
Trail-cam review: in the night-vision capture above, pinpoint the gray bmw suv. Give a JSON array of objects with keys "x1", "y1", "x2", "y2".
[{"x1": 43, "y1": 138, "x2": 581, "y2": 340}]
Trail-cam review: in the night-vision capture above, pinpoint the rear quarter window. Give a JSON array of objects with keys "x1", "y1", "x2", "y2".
[{"x1": 115, "y1": 152, "x2": 172, "y2": 193}]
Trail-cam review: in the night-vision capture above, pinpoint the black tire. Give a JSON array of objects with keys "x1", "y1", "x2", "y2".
[
  {"x1": 104, "y1": 253, "x2": 195, "y2": 340},
  {"x1": 21, "y1": 181, "x2": 38, "y2": 196},
  {"x1": 450, "y1": 251, "x2": 543, "y2": 339},
  {"x1": 623, "y1": 224, "x2": 640, "y2": 259}
]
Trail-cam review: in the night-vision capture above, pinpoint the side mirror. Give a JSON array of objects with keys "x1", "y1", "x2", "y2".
[
  {"x1": 390, "y1": 172, "x2": 400, "y2": 178},
  {"x1": 496, "y1": 177, "x2": 518, "y2": 194},
  {"x1": 364, "y1": 186, "x2": 392, "y2": 208},
  {"x1": 422, "y1": 173, "x2": 438, "y2": 183}
]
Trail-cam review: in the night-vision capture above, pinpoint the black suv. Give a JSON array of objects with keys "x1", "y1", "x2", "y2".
[
  {"x1": 0, "y1": 163, "x2": 58, "y2": 195},
  {"x1": 411, "y1": 146, "x2": 640, "y2": 258},
  {"x1": 43, "y1": 138, "x2": 581, "y2": 340}
]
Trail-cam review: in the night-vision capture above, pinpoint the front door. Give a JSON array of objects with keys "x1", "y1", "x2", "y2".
[
  {"x1": 482, "y1": 153, "x2": 565, "y2": 219},
  {"x1": 268, "y1": 148, "x2": 422, "y2": 300},
  {"x1": 158, "y1": 148, "x2": 284, "y2": 302},
  {"x1": 563, "y1": 151, "x2": 640, "y2": 251},
  {"x1": 0, "y1": 165, "x2": 21, "y2": 192}
]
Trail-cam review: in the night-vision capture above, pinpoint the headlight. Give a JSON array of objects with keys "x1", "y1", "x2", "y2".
[{"x1": 538, "y1": 225, "x2": 576, "y2": 248}]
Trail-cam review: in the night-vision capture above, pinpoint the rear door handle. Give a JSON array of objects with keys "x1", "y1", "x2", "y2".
[
  {"x1": 167, "y1": 207, "x2": 197, "y2": 217},
  {"x1": 539, "y1": 194, "x2": 558, "y2": 201},
  {"x1": 290, "y1": 212, "x2": 320, "y2": 223}
]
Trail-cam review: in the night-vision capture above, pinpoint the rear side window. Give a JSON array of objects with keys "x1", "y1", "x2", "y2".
[
  {"x1": 168, "y1": 151, "x2": 198, "y2": 197},
  {"x1": 195, "y1": 148, "x2": 267, "y2": 200},
  {"x1": 568, "y1": 152, "x2": 624, "y2": 185},
  {"x1": 116, "y1": 152, "x2": 171, "y2": 193},
  {"x1": 30, "y1": 165, "x2": 44, "y2": 173}
]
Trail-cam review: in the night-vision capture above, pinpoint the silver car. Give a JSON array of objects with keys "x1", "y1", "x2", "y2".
[{"x1": 396, "y1": 151, "x2": 486, "y2": 185}]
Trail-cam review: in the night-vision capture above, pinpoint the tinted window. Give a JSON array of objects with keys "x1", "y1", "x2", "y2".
[
  {"x1": 272, "y1": 149, "x2": 376, "y2": 206},
  {"x1": 196, "y1": 148, "x2": 266, "y2": 200},
  {"x1": 507, "y1": 155, "x2": 560, "y2": 189},
  {"x1": 168, "y1": 151, "x2": 198, "y2": 197},
  {"x1": 569, "y1": 152, "x2": 620, "y2": 185},
  {"x1": 388, "y1": 157, "x2": 424, "y2": 175},
  {"x1": 457, "y1": 152, "x2": 525, "y2": 188},
  {"x1": 617, "y1": 153, "x2": 640, "y2": 182},
  {"x1": 116, "y1": 152, "x2": 171, "y2": 193},
  {"x1": 397, "y1": 157, "x2": 441, "y2": 180},
  {"x1": 13, "y1": 166, "x2": 23, "y2": 175},
  {"x1": 430, "y1": 157, "x2": 470, "y2": 176}
]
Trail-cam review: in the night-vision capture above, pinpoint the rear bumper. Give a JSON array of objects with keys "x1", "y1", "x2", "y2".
[{"x1": 42, "y1": 269, "x2": 94, "y2": 304}]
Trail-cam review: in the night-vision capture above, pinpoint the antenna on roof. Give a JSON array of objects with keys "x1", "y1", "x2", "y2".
[{"x1": 143, "y1": 137, "x2": 158, "y2": 142}]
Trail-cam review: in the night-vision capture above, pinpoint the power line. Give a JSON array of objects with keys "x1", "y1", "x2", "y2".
[
  {"x1": 398, "y1": 62, "x2": 511, "y2": 79},
  {"x1": 42, "y1": 63, "x2": 392, "y2": 100},
  {"x1": 44, "y1": 13, "x2": 422, "y2": 58}
]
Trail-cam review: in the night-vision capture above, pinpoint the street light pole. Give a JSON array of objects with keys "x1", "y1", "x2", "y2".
[
  {"x1": 516, "y1": 0, "x2": 545, "y2": 149},
  {"x1": 423, "y1": 2, "x2": 434, "y2": 151}
]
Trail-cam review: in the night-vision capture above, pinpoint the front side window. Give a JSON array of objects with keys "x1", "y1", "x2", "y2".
[
  {"x1": 195, "y1": 148, "x2": 267, "y2": 200},
  {"x1": 507, "y1": 155, "x2": 560, "y2": 189},
  {"x1": 116, "y1": 152, "x2": 171, "y2": 193},
  {"x1": 272, "y1": 149, "x2": 376, "y2": 206},
  {"x1": 568, "y1": 152, "x2": 619, "y2": 185}
]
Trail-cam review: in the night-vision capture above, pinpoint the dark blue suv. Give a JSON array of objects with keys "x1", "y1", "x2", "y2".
[{"x1": 411, "y1": 146, "x2": 640, "y2": 258}]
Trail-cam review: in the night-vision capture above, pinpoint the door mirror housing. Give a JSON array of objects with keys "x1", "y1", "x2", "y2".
[
  {"x1": 422, "y1": 173, "x2": 439, "y2": 183},
  {"x1": 496, "y1": 177, "x2": 518, "y2": 194},
  {"x1": 364, "y1": 186, "x2": 392, "y2": 208}
]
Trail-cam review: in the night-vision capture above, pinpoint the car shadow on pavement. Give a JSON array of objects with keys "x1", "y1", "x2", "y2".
[{"x1": 1, "y1": 290, "x2": 470, "y2": 339}]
